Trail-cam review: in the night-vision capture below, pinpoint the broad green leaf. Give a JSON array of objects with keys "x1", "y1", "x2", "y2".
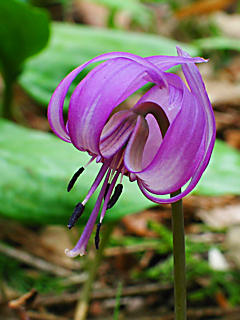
[
  {"x1": 0, "y1": 120, "x2": 239, "y2": 225},
  {"x1": 19, "y1": 22, "x2": 199, "y2": 108},
  {"x1": 0, "y1": 119, "x2": 152, "y2": 225},
  {"x1": 0, "y1": 0, "x2": 50, "y2": 81},
  {"x1": 88, "y1": 0, "x2": 153, "y2": 29},
  {"x1": 194, "y1": 140, "x2": 240, "y2": 196},
  {"x1": 194, "y1": 37, "x2": 240, "y2": 52}
]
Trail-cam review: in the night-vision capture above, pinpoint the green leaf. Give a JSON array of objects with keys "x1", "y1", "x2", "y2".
[
  {"x1": 0, "y1": 120, "x2": 239, "y2": 225},
  {"x1": 194, "y1": 139, "x2": 240, "y2": 196},
  {"x1": 19, "y1": 22, "x2": 199, "y2": 107},
  {"x1": 0, "y1": 119, "x2": 152, "y2": 225},
  {"x1": 88, "y1": 0, "x2": 153, "y2": 29},
  {"x1": 194, "y1": 37, "x2": 240, "y2": 52},
  {"x1": 0, "y1": 0, "x2": 50, "y2": 81}
]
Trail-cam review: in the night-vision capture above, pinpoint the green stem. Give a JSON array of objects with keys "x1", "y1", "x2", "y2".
[
  {"x1": 171, "y1": 190, "x2": 186, "y2": 320},
  {"x1": 1, "y1": 79, "x2": 14, "y2": 120},
  {"x1": 113, "y1": 281, "x2": 123, "y2": 320},
  {"x1": 74, "y1": 222, "x2": 115, "y2": 320}
]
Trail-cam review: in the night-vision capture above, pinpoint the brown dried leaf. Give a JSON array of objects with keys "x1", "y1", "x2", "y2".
[
  {"x1": 224, "y1": 129, "x2": 240, "y2": 149},
  {"x1": 175, "y1": 0, "x2": 236, "y2": 19},
  {"x1": 214, "y1": 12, "x2": 240, "y2": 39},
  {"x1": 197, "y1": 205, "x2": 240, "y2": 228},
  {"x1": 122, "y1": 210, "x2": 163, "y2": 237},
  {"x1": 205, "y1": 80, "x2": 240, "y2": 106}
]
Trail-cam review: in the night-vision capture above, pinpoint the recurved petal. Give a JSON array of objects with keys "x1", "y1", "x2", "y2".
[
  {"x1": 100, "y1": 111, "x2": 132, "y2": 141},
  {"x1": 177, "y1": 46, "x2": 216, "y2": 167},
  {"x1": 147, "y1": 54, "x2": 207, "y2": 71},
  {"x1": 177, "y1": 47, "x2": 216, "y2": 190},
  {"x1": 48, "y1": 49, "x2": 206, "y2": 144},
  {"x1": 100, "y1": 111, "x2": 137, "y2": 158},
  {"x1": 138, "y1": 127, "x2": 207, "y2": 204},
  {"x1": 68, "y1": 56, "x2": 167, "y2": 154},
  {"x1": 133, "y1": 73, "x2": 184, "y2": 123},
  {"x1": 127, "y1": 73, "x2": 183, "y2": 171},
  {"x1": 137, "y1": 49, "x2": 215, "y2": 204},
  {"x1": 133, "y1": 79, "x2": 206, "y2": 194},
  {"x1": 141, "y1": 114, "x2": 163, "y2": 169},
  {"x1": 124, "y1": 115, "x2": 149, "y2": 172},
  {"x1": 48, "y1": 51, "x2": 166, "y2": 144}
]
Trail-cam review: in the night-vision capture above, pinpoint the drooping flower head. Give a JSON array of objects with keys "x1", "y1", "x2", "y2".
[{"x1": 48, "y1": 48, "x2": 216, "y2": 257}]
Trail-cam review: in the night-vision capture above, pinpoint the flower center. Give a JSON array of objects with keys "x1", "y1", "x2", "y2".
[{"x1": 66, "y1": 103, "x2": 170, "y2": 252}]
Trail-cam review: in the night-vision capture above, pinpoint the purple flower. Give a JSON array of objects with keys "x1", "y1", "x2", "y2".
[{"x1": 48, "y1": 48, "x2": 215, "y2": 257}]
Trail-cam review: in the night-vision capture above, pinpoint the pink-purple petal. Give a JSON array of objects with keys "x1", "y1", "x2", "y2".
[
  {"x1": 146, "y1": 55, "x2": 207, "y2": 72},
  {"x1": 132, "y1": 81, "x2": 206, "y2": 194},
  {"x1": 68, "y1": 57, "x2": 168, "y2": 154},
  {"x1": 100, "y1": 112, "x2": 137, "y2": 158},
  {"x1": 135, "y1": 48, "x2": 215, "y2": 203},
  {"x1": 124, "y1": 115, "x2": 149, "y2": 172},
  {"x1": 141, "y1": 114, "x2": 163, "y2": 168},
  {"x1": 48, "y1": 47, "x2": 215, "y2": 212},
  {"x1": 48, "y1": 51, "x2": 171, "y2": 146}
]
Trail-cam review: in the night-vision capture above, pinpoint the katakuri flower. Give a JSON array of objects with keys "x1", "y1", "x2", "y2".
[{"x1": 48, "y1": 47, "x2": 216, "y2": 257}]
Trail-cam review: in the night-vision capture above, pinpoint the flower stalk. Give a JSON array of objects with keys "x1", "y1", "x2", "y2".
[{"x1": 171, "y1": 190, "x2": 186, "y2": 320}]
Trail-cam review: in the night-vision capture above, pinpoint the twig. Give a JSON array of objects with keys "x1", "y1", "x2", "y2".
[
  {"x1": 105, "y1": 241, "x2": 159, "y2": 256},
  {"x1": 86, "y1": 307, "x2": 240, "y2": 320},
  {"x1": 8, "y1": 289, "x2": 38, "y2": 320},
  {"x1": 35, "y1": 282, "x2": 171, "y2": 307},
  {"x1": 27, "y1": 311, "x2": 69, "y2": 320},
  {"x1": 0, "y1": 242, "x2": 73, "y2": 277},
  {"x1": 8, "y1": 289, "x2": 38, "y2": 309},
  {"x1": 60, "y1": 273, "x2": 88, "y2": 286}
]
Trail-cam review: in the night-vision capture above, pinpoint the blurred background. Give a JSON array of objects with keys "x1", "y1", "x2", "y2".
[{"x1": 0, "y1": 0, "x2": 240, "y2": 319}]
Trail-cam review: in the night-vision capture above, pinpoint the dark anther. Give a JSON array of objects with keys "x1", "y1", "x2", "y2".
[
  {"x1": 95, "y1": 222, "x2": 102, "y2": 250},
  {"x1": 104, "y1": 183, "x2": 111, "y2": 199},
  {"x1": 67, "y1": 167, "x2": 84, "y2": 192},
  {"x1": 107, "y1": 184, "x2": 123, "y2": 209},
  {"x1": 67, "y1": 202, "x2": 85, "y2": 229}
]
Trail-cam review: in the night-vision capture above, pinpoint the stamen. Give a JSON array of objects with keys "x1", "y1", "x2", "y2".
[
  {"x1": 67, "y1": 167, "x2": 84, "y2": 192},
  {"x1": 67, "y1": 202, "x2": 85, "y2": 229},
  {"x1": 95, "y1": 222, "x2": 102, "y2": 250},
  {"x1": 67, "y1": 157, "x2": 96, "y2": 192},
  {"x1": 104, "y1": 183, "x2": 111, "y2": 199},
  {"x1": 107, "y1": 184, "x2": 123, "y2": 209},
  {"x1": 65, "y1": 169, "x2": 111, "y2": 257}
]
